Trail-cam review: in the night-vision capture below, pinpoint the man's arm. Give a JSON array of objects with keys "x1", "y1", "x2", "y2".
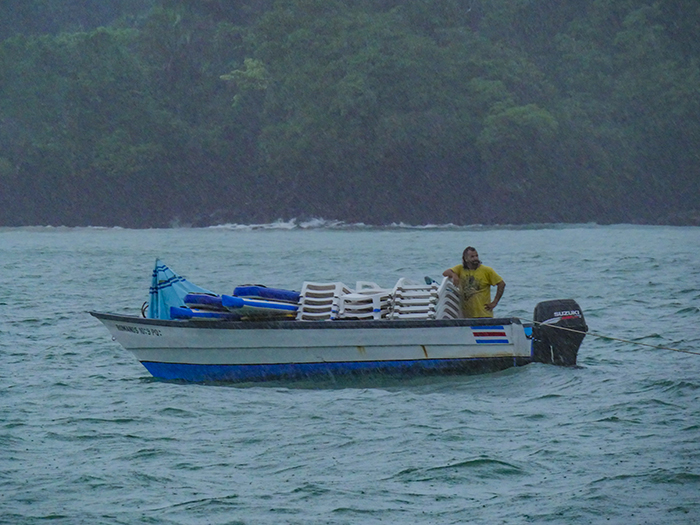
[
  {"x1": 485, "y1": 280, "x2": 505, "y2": 312},
  {"x1": 443, "y1": 268, "x2": 459, "y2": 286}
]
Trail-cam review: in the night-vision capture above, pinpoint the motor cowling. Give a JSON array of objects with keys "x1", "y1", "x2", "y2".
[{"x1": 532, "y1": 299, "x2": 587, "y2": 366}]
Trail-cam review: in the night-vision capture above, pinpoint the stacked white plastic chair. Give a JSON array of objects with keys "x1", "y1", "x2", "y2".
[
  {"x1": 296, "y1": 277, "x2": 462, "y2": 321},
  {"x1": 296, "y1": 282, "x2": 353, "y2": 320},
  {"x1": 432, "y1": 278, "x2": 461, "y2": 319},
  {"x1": 338, "y1": 281, "x2": 392, "y2": 320},
  {"x1": 389, "y1": 278, "x2": 439, "y2": 319}
]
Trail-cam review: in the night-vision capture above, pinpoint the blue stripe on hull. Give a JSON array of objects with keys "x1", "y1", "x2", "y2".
[{"x1": 141, "y1": 357, "x2": 532, "y2": 383}]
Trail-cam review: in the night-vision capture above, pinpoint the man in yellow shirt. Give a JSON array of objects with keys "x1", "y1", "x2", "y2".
[{"x1": 443, "y1": 246, "x2": 506, "y2": 318}]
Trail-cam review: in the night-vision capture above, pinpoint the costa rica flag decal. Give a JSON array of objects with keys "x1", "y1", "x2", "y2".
[{"x1": 471, "y1": 325, "x2": 509, "y2": 344}]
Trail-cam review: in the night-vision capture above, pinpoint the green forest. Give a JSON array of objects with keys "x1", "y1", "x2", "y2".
[{"x1": 1, "y1": 0, "x2": 698, "y2": 227}]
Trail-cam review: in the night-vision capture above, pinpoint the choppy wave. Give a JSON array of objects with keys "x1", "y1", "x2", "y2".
[{"x1": 2, "y1": 224, "x2": 700, "y2": 524}]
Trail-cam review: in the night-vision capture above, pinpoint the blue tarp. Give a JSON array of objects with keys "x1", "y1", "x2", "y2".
[{"x1": 148, "y1": 259, "x2": 214, "y2": 320}]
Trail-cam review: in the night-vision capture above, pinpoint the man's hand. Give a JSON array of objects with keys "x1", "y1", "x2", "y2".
[
  {"x1": 486, "y1": 281, "x2": 506, "y2": 312},
  {"x1": 442, "y1": 269, "x2": 460, "y2": 287}
]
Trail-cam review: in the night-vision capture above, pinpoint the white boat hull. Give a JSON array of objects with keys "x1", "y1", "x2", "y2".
[{"x1": 91, "y1": 312, "x2": 534, "y2": 382}]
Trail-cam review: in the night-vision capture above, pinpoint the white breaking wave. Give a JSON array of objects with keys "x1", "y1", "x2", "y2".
[
  {"x1": 3, "y1": 220, "x2": 609, "y2": 231},
  {"x1": 207, "y1": 218, "x2": 476, "y2": 231}
]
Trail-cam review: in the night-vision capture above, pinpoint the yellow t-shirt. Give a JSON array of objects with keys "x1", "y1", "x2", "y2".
[{"x1": 450, "y1": 264, "x2": 503, "y2": 318}]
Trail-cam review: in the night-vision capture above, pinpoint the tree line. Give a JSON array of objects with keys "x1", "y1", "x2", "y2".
[{"x1": 0, "y1": 0, "x2": 698, "y2": 227}]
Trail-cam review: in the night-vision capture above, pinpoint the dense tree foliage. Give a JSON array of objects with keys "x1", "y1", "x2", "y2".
[{"x1": 0, "y1": 0, "x2": 698, "y2": 226}]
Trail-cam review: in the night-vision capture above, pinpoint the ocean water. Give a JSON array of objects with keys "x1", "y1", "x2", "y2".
[{"x1": 1, "y1": 223, "x2": 699, "y2": 524}]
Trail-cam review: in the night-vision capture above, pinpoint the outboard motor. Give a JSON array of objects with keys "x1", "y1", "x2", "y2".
[{"x1": 532, "y1": 299, "x2": 587, "y2": 366}]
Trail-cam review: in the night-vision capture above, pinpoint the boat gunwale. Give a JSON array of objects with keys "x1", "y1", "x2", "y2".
[{"x1": 90, "y1": 311, "x2": 525, "y2": 331}]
